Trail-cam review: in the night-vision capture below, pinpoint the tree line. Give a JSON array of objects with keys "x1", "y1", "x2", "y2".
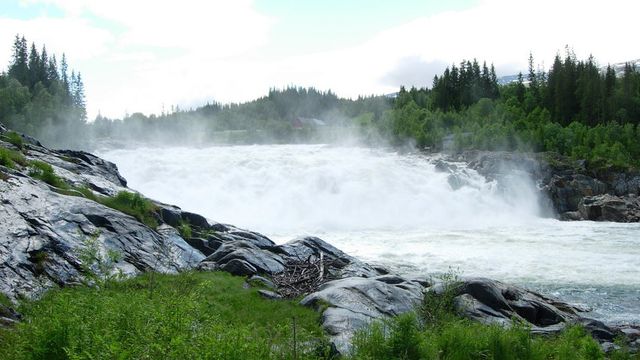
[
  {"x1": 1, "y1": 34, "x2": 638, "y2": 169},
  {"x1": 0, "y1": 34, "x2": 86, "y2": 147},
  {"x1": 384, "y1": 50, "x2": 640, "y2": 169}
]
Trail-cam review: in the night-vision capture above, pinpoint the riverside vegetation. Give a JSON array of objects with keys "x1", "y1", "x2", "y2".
[{"x1": 1, "y1": 268, "x2": 636, "y2": 359}]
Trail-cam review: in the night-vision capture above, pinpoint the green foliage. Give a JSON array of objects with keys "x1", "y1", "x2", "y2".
[
  {"x1": 420, "y1": 270, "x2": 462, "y2": 325},
  {"x1": 0, "y1": 271, "x2": 329, "y2": 360},
  {"x1": 351, "y1": 313, "x2": 610, "y2": 360},
  {"x1": 76, "y1": 231, "x2": 124, "y2": 287},
  {"x1": 28, "y1": 160, "x2": 67, "y2": 188},
  {"x1": 177, "y1": 220, "x2": 192, "y2": 239},
  {"x1": 0, "y1": 35, "x2": 87, "y2": 148},
  {"x1": 0, "y1": 292, "x2": 12, "y2": 308},
  {"x1": 2, "y1": 131, "x2": 24, "y2": 149},
  {"x1": 98, "y1": 191, "x2": 158, "y2": 228},
  {"x1": 0, "y1": 147, "x2": 26, "y2": 169}
]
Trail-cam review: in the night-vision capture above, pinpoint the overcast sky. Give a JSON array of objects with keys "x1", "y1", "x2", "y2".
[{"x1": 1, "y1": 0, "x2": 638, "y2": 119}]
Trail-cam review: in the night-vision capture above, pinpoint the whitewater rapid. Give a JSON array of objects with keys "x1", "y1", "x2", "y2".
[{"x1": 98, "y1": 144, "x2": 640, "y2": 324}]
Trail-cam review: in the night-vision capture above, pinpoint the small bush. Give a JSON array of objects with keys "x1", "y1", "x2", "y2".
[
  {"x1": 76, "y1": 231, "x2": 124, "y2": 287},
  {"x1": 420, "y1": 269, "x2": 462, "y2": 325},
  {"x1": 28, "y1": 160, "x2": 68, "y2": 189},
  {"x1": 177, "y1": 220, "x2": 192, "y2": 239},
  {"x1": 74, "y1": 185, "x2": 98, "y2": 201},
  {"x1": 3, "y1": 131, "x2": 24, "y2": 150},
  {"x1": 0, "y1": 148, "x2": 26, "y2": 169},
  {"x1": 99, "y1": 191, "x2": 159, "y2": 228}
]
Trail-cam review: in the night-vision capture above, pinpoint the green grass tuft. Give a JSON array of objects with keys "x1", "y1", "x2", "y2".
[
  {"x1": 2, "y1": 131, "x2": 24, "y2": 150},
  {"x1": 351, "y1": 313, "x2": 611, "y2": 360},
  {"x1": 98, "y1": 191, "x2": 159, "y2": 228},
  {"x1": 28, "y1": 160, "x2": 68, "y2": 189},
  {"x1": 0, "y1": 147, "x2": 26, "y2": 169},
  {"x1": 0, "y1": 271, "x2": 330, "y2": 360},
  {"x1": 177, "y1": 220, "x2": 193, "y2": 239}
]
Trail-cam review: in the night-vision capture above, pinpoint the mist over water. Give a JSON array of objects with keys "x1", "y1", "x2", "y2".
[{"x1": 98, "y1": 144, "x2": 640, "y2": 324}]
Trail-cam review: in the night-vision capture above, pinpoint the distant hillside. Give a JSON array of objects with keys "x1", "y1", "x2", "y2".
[{"x1": 498, "y1": 58, "x2": 640, "y2": 85}]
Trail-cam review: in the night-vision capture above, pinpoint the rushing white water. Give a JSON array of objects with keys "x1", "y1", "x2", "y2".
[{"x1": 98, "y1": 144, "x2": 640, "y2": 324}]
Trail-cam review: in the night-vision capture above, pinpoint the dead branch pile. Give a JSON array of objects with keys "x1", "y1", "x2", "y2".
[{"x1": 273, "y1": 252, "x2": 337, "y2": 298}]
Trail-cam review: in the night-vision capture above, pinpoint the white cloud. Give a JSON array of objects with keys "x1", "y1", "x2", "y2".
[{"x1": 0, "y1": 16, "x2": 113, "y2": 63}]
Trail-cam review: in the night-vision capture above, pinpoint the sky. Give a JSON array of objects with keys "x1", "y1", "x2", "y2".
[{"x1": 1, "y1": 0, "x2": 638, "y2": 120}]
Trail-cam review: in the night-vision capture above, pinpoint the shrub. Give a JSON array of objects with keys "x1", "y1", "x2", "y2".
[
  {"x1": 420, "y1": 269, "x2": 462, "y2": 325},
  {"x1": 2, "y1": 131, "x2": 24, "y2": 150},
  {"x1": 98, "y1": 191, "x2": 159, "y2": 228},
  {"x1": 76, "y1": 231, "x2": 124, "y2": 287},
  {"x1": 28, "y1": 160, "x2": 67, "y2": 189},
  {"x1": 177, "y1": 220, "x2": 192, "y2": 239},
  {"x1": 0, "y1": 147, "x2": 26, "y2": 169}
]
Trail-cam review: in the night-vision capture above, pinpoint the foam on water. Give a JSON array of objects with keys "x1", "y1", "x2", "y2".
[{"x1": 98, "y1": 144, "x2": 640, "y2": 323}]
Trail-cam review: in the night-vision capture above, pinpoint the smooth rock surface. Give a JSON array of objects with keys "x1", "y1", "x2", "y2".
[{"x1": 300, "y1": 275, "x2": 425, "y2": 354}]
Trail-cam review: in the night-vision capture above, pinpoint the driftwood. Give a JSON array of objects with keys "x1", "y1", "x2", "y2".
[{"x1": 273, "y1": 252, "x2": 336, "y2": 298}]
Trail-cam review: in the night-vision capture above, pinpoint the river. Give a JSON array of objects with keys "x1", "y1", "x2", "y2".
[{"x1": 97, "y1": 144, "x2": 640, "y2": 324}]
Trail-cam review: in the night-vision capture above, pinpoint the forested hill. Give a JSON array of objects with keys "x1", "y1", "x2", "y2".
[
  {"x1": 1, "y1": 34, "x2": 639, "y2": 169},
  {"x1": 0, "y1": 35, "x2": 87, "y2": 147},
  {"x1": 88, "y1": 87, "x2": 392, "y2": 145},
  {"x1": 389, "y1": 51, "x2": 640, "y2": 169}
]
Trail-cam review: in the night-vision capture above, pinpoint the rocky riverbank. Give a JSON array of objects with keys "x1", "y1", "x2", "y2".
[
  {"x1": 451, "y1": 150, "x2": 640, "y2": 222},
  {"x1": 1, "y1": 124, "x2": 638, "y2": 355}
]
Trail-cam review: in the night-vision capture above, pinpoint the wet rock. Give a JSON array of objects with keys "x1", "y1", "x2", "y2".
[
  {"x1": 300, "y1": 275, "x2": 425, "y2": 354},
  {"x1": 545, "y1": 174, "x2": 608, "y2": 213},
  {"x1": 258, "y1": 289, "x2": 282, "y2": 300},
  {"x1": 451, "y1": 278, "x2": 582, "y2": 332},
  {"x1": 578, "y1": 194, "x2": 640, "y2": 222},
  {"x1": 203, "y1": 241, "x2": 285, "y2": 275},
  {"x1": 221, "y1": 259, "x2": 258, "y2": 276},
  {"x1": 0, "y1": 173, "x2": 203, "y2": 301},
  {"x1": 248, "y1": 275, "x2": 276, "y2": 290},
  {"x1": 0, "y1": 303, "x2": 21, "y2": 328},
  {"x1": 278, "y1": 236, "x2": 382, "y2": 278}
]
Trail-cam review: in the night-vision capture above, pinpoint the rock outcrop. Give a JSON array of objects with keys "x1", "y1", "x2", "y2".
[
  {"x1": 578, "y1": 194, "x2": 640, "y2": 222},
  {"x1": 448, "y1": 278, "x2": 638, "y2": 352},
  {"x1": 455, "y1": 150, "x2": 640, "y2": 222},
  {"x1": 300, "y1": 275, "x2": 425, "y2": 353}
]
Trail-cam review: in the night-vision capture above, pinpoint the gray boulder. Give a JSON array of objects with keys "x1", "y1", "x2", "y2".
[
  {"x1": 300, "y1": 275, "x2": 425, "y2": 354},
  {"x1": 203, "y1": 241, "x2": 285, "y2": 275},
  {"x1": 449, "y1": 277, "x2": 638, "y2": 352},
  {"x1": 0, "y1": 173, "x2": 204, "y2": 301},
  {"x1": 451, "y1": 278, "x2": 581, "y2": 331},
  {"x1": 578, "y1": 194, "x2": 640, "y2": 222}
]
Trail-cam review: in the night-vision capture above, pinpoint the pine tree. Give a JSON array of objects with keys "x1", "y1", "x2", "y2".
[
  {"x1": 72, "y1": 72, "x2": 87, "y2": 121},
  {"x1": 27, "y1": 43, "x2": 40, "y2": 88},
  {"x1": 8, "y1": 34, "x2": 29, "y2": 85},
  {"x1": 515, "y1": 72, "x2": 526, "y2": 103},
  {"x1": 48, "y1": 55, "x2": 59, "y2": 83},
  {"x1": 39, "y1": 45, "x2": 50, "y2": 87}
]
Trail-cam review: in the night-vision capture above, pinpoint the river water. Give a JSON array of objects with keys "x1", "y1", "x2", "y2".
[{"x1": 97, "y1": 144, "x2": 640, "y2": 324}]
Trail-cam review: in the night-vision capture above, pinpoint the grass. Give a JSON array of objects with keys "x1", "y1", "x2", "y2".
[
  {"x1": 28, "y1": 160, "x2": 68, "y2": 189},
  {"x1": 350, "y1": 313, "x2": 615, "y2": 360},
  {"x1": 2, "y1": 131, "x2": 24, "y2": 150},
  {"x1": 98, "y1": 191, "x2": 159, "y2": 228},
  {"x1": 177, "y1": 220, "x2": 193, "y2": 239},
  {"x1": 0, "y1": 271, "x2": 331, "y2": 360},
  {"x1": 0, "y1": 147, "x2": 27, "y2": 169},
  {"x1": 350, "y1": 270, "x2": 638, "y2": 360}
]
